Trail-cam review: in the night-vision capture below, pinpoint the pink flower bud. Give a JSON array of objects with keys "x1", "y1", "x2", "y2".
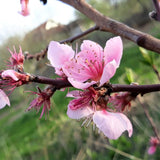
[
  {"x1": 8, "y1": 46, "x2": 24, "y2": 72},
  {"x1": 66, "y1": 88, "x2": 133, "y2": 140},
  {"x1": 109, "y1": 92, "x2": 136, "y2": 112},
  {"x1": 1, "y1": 70, "x2": 29, "y2": 91},
  {"x1": 26, "y1": 86, "x2": 55, "y2": 119},
  {"x1": 148, "y1": 137, "x2": 160, "y2": 155},
  {"x1": 48, "y1": 37, "x2": 123, "y2": 89},
  {"x1": 19, "y1": 0, "x2": 30, "y2": 16}
]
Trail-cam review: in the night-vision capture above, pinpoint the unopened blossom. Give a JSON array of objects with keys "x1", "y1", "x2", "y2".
[
  {"x1": 63, "y1": 36, "x2": 123, "y2": 89},
  {"x1": 8, "y1": 46, "x2": 24, "y2": 72},
  {"x1": 19, "y1": 0, "x2": 30, "y2": 16},
  {"x1": 47, "y1": 41, "x2": 74, "y2": 77},
  {"x1": 1, "y1": 70, "x2": 29, "y2": 91},
  {"x1": 26, "y1": 86, "x2": 55, "y2": 119},
  {"x1": 148, "y1": 137, "x2": 160, "y2": 155},
  {"x1": 0, "y1": 89, "x2": 10, "y2": 109},
  {"x1": 109, "y1": 92, "x2": 136, "y2": 112},
  {"x1": 67, "y1": 88, "x2": 133, "y2": 140}
]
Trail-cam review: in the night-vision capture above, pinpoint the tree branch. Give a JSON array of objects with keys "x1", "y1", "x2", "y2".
[
  {"x1": 29, "y1": 75, "x2": 71, "y2": 89},
  {"x1": 60, "y1": 0, "x2": 160, "y2": 54},
  {"x1": 25, "y1": 46, "x2": 48, "y2": 60},
  {"x1": 150, "y1": 0, "x2": 160, "y2": 21},
  {"x1": 153, "y1": 0, "x2": 160, "y2": 13},
  {"x1": 152, "y1": 64, "x2": 160, "y2": 81},
  {"x1": 25, "y1": 25, "x2": 99, "y2": 61},
  {"x1": 111, "y1": 84, "x2": 160, "y2": 94},
  {"x1": 28, "y1": 74, "x2": 160, "y2": 94},
  {"x1": 60, "y1": 25, "x2": 99, "y2": 44}
]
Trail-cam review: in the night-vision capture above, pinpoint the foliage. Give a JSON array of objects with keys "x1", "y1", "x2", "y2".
[
  {"x1": 1, "y1": 1, "x2": 160, "y2": 160},
  {"x1": 76, "y1": 0, "x2": 152, "y2": 29}
]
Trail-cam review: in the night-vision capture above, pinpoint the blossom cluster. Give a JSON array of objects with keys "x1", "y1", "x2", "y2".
[
  {"x1": 0, "y1": 36, "x2": 134, "y2": 140},
  {"x1": 0, "y1": 47, "x2": 27, "y2": 109},
  {"x1": 148, "y1": 137, "x2": 160, "y2": 155},
  {"x1": 19, "y1": 0, "x2": 30, "y2": 16},
  {"x1": 0, "y1": 47, "x2": 54, "y2": 119},
  {"x1": 47, "y1": 36, "x2": 134, "y2": 140}
]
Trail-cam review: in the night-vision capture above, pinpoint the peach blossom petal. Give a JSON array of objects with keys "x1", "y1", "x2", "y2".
[
  {"x1": 2, "y1": 70, "x2": 19, "y2": 81},
  {"x1": 80, "y1": 40, "x2": 103, "y2": 55},
  {"x1": 104, "y1": 36, "x2": 123, "y2": 67},
  {"x1": 148, "y1": 146, "x2": 157, "y2": 155},
  {"x1": 0, "y1": 89, "x2": 10, "y2": 109},
  {"x1": 99, "y1": 60, "x2": 117, "y2": 86},
  {"x1": 47, "y1": 41, "x2": 74, "y2": 68},
  {"x1": 67, "y1": 105, "x2": 94, "y2": 120},
  {"x1": 68, "y1": 78, "x2": 96, "y2": 89},
  {"x1": 66, "y1": 90, "x2": 84, "y2": 98},
  {"x1": 93, "y1": 110, "x2": 133, "y2": 139}
]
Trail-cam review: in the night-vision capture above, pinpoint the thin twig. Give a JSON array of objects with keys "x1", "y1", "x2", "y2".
[
  {"x1": 60, "y1": 0, "x2": 160, "y2": 54},
  {"x1": 60, "y1": 25, "x2": 99, "y2": 44},
  {"x1": 152, "y1": 64, "x2": 160, "y2": 81},
  {"x1": 150, "y1": 0, "x2": 160, "y2": 21},
  {"x1": 25, "y1": 46, "x2": 48, "y2": 60},
  {"x1": 137, "y1": 98, "x2": 160, "y2": 141},
  {"x1": 25, "y1": 25, "x2": 99, "y2": 61},
  {"x1": 153, "y1": 0, "x2": 160, "y2": 13}
]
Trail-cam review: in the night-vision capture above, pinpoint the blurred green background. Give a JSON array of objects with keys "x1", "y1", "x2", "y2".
[{"x1": 1, "y1": 0, "x2": 160, "y2": 159}]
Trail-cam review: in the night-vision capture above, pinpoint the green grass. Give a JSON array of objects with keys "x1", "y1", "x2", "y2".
[{"x1": 1, "y1": 24, "x2": 160, "y2": 160}]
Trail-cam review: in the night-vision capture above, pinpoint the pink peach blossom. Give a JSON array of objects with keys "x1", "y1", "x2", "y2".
[
  {"x1": 93, "y1": 110, "x2": 132, "y2": 139},
  {"x1": 63, "y1": 36, "x2": 123, "y2": 89},
  {"x1": 19, "y1": 0, "x2": 30, "y2": 16},
  {"x1": 26, "y1": 87, "x2": 54, "y2": 119},
  {"x1": 1, "y1": 70, "x2": 28, "y2": 82},
  {"x1": 1, "y1": 70, "x2": 29, "y2": 91},
  {"x1": 109, "y1": 92, "x2": 136, "y2": 112},
  {"x1": 148, "y1": 137, "x2": 160, "y2": 155},
  {"x1": 67, "y1": 89, "x2": 95, "y2": 119},
  {"x1": 47, "y1": 41, "x2": 74, "y2": 77},
  {"x1": 148, "y1": 146, "x2": 157, "y2": 155},
  {"x1": 67, "y1": 89, "x2": 133, "y2": 140},
  {"x1": 0, "y1": 89, "x2": 10, "y2": 109},
  {"x1": 8, "y1": 46, "x2": 24, "y2": 72},
  {"x1": 0, "y1": 70, "x2": 29, "y2": 109}
]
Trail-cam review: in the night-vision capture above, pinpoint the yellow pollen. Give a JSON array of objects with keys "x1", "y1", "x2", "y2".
[{"x1": 85, "y1": 59, "x2": 90, "y2": 65}]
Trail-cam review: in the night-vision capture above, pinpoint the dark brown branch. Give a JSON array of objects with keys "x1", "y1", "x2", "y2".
[
  {"x1": 29, "y1": 75, "x2": 71, "y2": 89},
  {"x1": 28, "y1": 74, "x2": 160, "y2": 94},
  {"x1": 111, "y1": 84, "x2": 160, "y2": 95},
  {"x1": 60, "y1": 0, "x2": 160, "y2": 54}
]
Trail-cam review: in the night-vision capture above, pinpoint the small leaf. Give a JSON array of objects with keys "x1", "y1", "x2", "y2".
[
  {"x1": 125, "y1": 68, "x2": 134, "y2": 84},
  {"x1": 139, "y1": 47, "x2": 153, "y2": 66}
]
